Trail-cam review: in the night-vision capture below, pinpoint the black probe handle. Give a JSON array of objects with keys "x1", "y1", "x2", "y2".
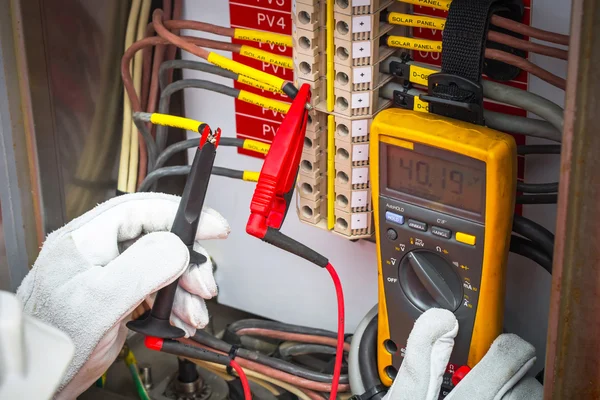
[{"x1": 151, "y1": 142, "x2": 217, "y2": 321}]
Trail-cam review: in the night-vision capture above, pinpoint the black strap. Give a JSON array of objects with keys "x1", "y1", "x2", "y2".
[
  {"x1": 441, "y1": 0, "x2": 499, "y2": 83},
  {"x1": 425, "y1": 0, "x2": 506, "y2": 125}
]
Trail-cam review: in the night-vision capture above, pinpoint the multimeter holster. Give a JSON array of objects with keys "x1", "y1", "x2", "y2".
[{"x1": 421, "y1": 74, "x2": 485, "y2": 126}]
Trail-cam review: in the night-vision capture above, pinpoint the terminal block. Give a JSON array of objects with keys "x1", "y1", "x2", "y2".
[
  {"x1": 294, "y1": 51, "x2": 324, "y2": 82},
  {"x1": 334, "y1": 187, "x2": 372, "y2": 213},
  {"x1": 333, "y1": 9, "x2": 395, "y2": 42},
  {"x1": 334, "y1": 162, "x2": 369, "y2": 190},
  {"x1": 293, "y1": 26, "x2": 325, "y2": 57},
  {"x1": 334, "y1": 36, "x2": 398, "y2": 67},
  {"x1": 330, "y1": 84, "x2": 392, "y2": 117},
  {"x1": 333, "y1": 116, "x2": 371, "y2": 143},
  {"x1": 293, "y1": 0, "x2": 404, "y2": 240},
  {"x1": 298, "y1": 196, "x2": 328, "y2": 225},
  {"x1": 292, "y1": 1, "x2": 326, "y2": 30},
  {"x1": 333, "y1": 209, "x2": 373, "y2": 237},
  {"x1": 297, "y1": 173, "x2": 327, "y2": 202},
  {"x1": 334, "y1": 0, "x2": 394, "y2": 16},
  {"x1": 334, "y1": 61, "x2": 394, "y2": 91}
]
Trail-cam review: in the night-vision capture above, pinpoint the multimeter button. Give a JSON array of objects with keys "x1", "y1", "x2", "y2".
[
  {"x1": 408, "y1": 219, "x2": 428, "y2": 232},
  {"x1": 386, "y1": 229, "x2": 398, "y2": 241},
  {"x1": 385, "y1": 211, "x2": 405, "y2": 225},
  {"x1": 456, "y1": 232, "x2": 477, "y2": 246},
  {"x1": 431, "y1": 226, "x2": 451, "y2": 239}
]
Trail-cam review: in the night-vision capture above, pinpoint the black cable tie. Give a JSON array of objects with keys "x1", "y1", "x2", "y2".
[
  {"x1": 359, "y1": 384, "x2": 388, "y2": 400},
  {"x1": 226, "y1": 344, "x2": 241, "y2": 376}
]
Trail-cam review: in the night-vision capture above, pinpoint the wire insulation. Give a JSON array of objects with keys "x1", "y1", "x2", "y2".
[
  {"x1": 118, "y1": 0, "x2": 142, "y2": 193},
  {"x1": 325, "y1": 263, "x2": 345, "y2": 400}
]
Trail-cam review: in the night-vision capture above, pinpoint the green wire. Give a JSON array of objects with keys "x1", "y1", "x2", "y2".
[{"x1": 128, "y1": 362, "x2": 151, "y2": 400}]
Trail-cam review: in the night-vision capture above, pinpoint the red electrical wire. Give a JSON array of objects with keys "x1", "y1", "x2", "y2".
[
  {"x1": 325, "y1": 263, "x2": 344, "y2": 400},
  {"x1": 229, "y1": 360, "x2": 252, "y2": 400}
]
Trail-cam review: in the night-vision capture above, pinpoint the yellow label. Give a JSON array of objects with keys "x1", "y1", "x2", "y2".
[
  {"x1": 387, "y1": 36, "x2": 443, "y2": 53},
  {"x1": 233, "y1": 28, "x2": 293, "y2": 47},
  {"x1": 237, "y1": 75, "x2": 284, "y2": 94},
  {"x1": 410, "y1": 65, "x2": 436, "y2": 86},
  {"x1": 399, "y1": 0, "x2": 451, "y2": 11},
  {"x1": 413, "y1": 97, "x2": 430, "y2": 113},
  {"x1": 150, "y1": 113, "x2": 203, "y2": 133},
  {"x1": 388, "y1": 12, "x2": 446, "y2": 30},
  {"x1": 238, "y1": 90, "x2": 291, "y2": 115},
  {"x1": 242, "y1": 139, "x2": 271, "y2": 155},
  {"x1": 239, "y1": 46, "x2": 293, "y2": 69},
  {"x1": 208, "y1": 52, "x2": 285, "y2": 91},
  {"x1": 242, "y1": 171, "x2": 260, "y2": 182}
]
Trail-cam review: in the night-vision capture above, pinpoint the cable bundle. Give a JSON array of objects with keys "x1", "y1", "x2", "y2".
[{"x1": 119, "y1": 1, "x2": 296, "y2": 193}]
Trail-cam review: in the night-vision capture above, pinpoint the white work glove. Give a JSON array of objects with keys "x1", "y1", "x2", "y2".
[
  {"x1": 16, "y1": 193, "x2": 229, "y2": 400},
  {"x1": 384, "y1": 309, "x2": 543, "y2": 400}
]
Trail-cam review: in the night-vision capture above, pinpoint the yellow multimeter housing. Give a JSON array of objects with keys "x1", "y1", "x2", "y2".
[{"x1": 370, "y1": 108, "x2": 516, "y2": 391}]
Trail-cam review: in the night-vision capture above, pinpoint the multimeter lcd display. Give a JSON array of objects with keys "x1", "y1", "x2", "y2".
[{"x1": 386, "y1": 146, "x2": 485, "y2": 214}]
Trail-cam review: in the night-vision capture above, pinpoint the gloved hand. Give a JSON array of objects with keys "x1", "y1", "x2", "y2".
[
  {"x1": 16, "y1": 193, "x2": 229, "y2": 400},
  {"x1": 384, "y1": 309, "x2": 543, "y2": 400}
]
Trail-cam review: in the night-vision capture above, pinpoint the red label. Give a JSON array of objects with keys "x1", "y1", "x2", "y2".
[
  {"x1": 232, "y1": 53, "x2": 293, "y2": 79},
  {"x1": 235, "y1": 98, "x2": 288, "y2": 123},
  {"x1": 231, "y1": 38, "x2": 292, "y2": 56},
  {"x1": 230, "y1": 0, "x2": 291, "y2": 13},
  {"x1": 230, "y1": 0, "x2": 293, "y2": 158},
  {"x1": 236, "y1": 113, "x2": 281, "y2": 142},
  {"x1": 230, "y1": 3, "x2": 291, "y2": 34},
  {"x1": 233, "y1": 81, "x2": 291, "y2": 102}
]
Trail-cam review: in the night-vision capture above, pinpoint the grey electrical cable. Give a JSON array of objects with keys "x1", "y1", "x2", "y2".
[
  {"x1": 482, "y1": 79, "x2": 564, "y2": 133},
  {"x1": 349, "y1": 305, "x2": 378, "y2": 395},
  {"x1": 192, "y1": 330, "x2": 350, "y2": 384},
  {"x1": 278, "y1": 343, "x2": 337, "y2": 358},
  {"x1": 158, "y1": 59, "x2": 238, "y2": 91},
  {"x1": 379, "y1": 82, "x2": 561, "y2": 142},
  {"x1": 153, "y1": 137, "x2": 246, "y2": 172},
  {"x1": 133, "y1": 117, "x2": 158, "y2": 171},
  {"x1": 380, "y1": 57, "x2": 564, "y2": 138},
  {"x1": 484, "y1": 111, "x2": 560, "y2": 142},
  {"x1": 156, "y1": 79, "x2": 240, "y2": 151},
  {"x1": 138, "y1": 165, "x2": 244, "y2": 192}
]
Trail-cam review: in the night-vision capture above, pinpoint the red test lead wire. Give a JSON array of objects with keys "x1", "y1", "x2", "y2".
[
  {"x1": 326, "y1": 263, "x2": 345, "y2": 400},
  {"x1": 245, "y1": 84, "x2": 345, "y2": 400}
]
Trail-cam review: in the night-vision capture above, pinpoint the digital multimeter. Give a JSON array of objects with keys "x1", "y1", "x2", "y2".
[{"x1": 370, "y1": 108, "x2": 517, "y2": 396}]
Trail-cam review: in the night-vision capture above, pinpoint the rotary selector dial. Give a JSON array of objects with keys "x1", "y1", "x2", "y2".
[{"x1": 398, "y1": 250, "x2": 464, "y2": 312}]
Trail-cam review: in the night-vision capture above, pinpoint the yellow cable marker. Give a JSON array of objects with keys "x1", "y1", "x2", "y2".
[
  {"x1": 208, "y1": 52, "x2": 286, "y2": 92},
  {"x1": 233, "y1": 28, "x2": 293, "y2": 48},
  {"x1": 386, "y1": 35, "x2": 443, "y2": 52},
  {"x1": 239, "y1": 46, "x2": 294, "y2": 69},
  {"x1": 409, "y1": 64, "x2": 437, "y2": 86},
  {"x1": 237, "y1": 75, "x2": 285, "y2": 94},
  {"x1": 150, "y1": 113, "x2": 206, "y2": 132},
  {"x1": 243, "y1": 171, "x2": 261, "y2": 182},
  {"x1": 238, "y1": 90, "x2": 291, "y2": 115},
  {"x1": 242, "y1": 139, "x2": 271, "y2": 155},
  {"x1": 397, "y1": 0, "x2": 451, "y2": 11},
  {"x1": 387, "y1": 12, "x2": 446, "y2": 30}
]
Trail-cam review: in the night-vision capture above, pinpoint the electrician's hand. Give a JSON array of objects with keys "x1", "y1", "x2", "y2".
[
  {"x1": 383, "y1": 309, "x2": 543, "y2": 400},
  {"x1": 16, "y1": 193, "x2": 229, "y2": 400}
]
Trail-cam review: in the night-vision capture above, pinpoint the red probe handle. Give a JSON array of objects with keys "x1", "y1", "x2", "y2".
[{"x1": 247, "y1": 84, "x2": 312, "y2": 239}]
